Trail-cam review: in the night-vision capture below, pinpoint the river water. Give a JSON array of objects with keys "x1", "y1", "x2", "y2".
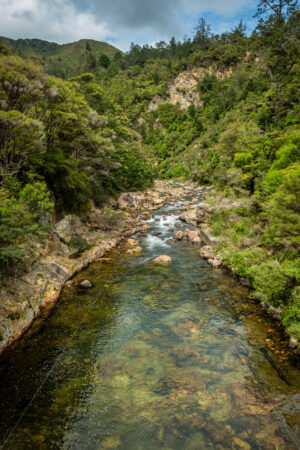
[{"x1": 0, "y1": 194, "x2": 299, "y2": 449}]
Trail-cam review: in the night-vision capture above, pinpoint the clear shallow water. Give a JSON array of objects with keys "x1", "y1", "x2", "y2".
[{"x1": 0, "y1": 198, "x2": 299, "y2": 449}]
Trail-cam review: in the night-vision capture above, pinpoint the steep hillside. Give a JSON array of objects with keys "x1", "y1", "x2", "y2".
[
  {"x1": 93, "y1": 9, "x2": 300, "y2": 345},
  {"x1": 0, "y1": 2, "x2": 299, "y2": 348},
  {"x1": 0, "y1": 37, "x2": 121, "y2": 78}
]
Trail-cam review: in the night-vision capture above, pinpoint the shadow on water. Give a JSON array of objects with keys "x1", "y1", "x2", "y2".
[{"x1": 0, "y1": 196, "x2": 299, "y2": 449}]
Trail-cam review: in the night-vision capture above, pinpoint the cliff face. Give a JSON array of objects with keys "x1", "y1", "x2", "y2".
[{"x1": 149, "y1": 66, "x2": 233, "y2": 110}]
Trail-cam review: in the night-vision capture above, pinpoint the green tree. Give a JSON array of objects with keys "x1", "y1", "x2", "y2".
[
  {"x1": 99, "y1": 54, "x2": 111, "y2": 68},
  {"x1": 193, "y1": 18, "x2": 212, "y2": 48},
  {"x1": 255, "y1": 0, "x2": 300, "y2": 123},
  {"x1": 0, "y1": 182, "x2": 53, "y2": 274},
  {"x1": 0, "y1": 110, "x2": 43, "y2": 185}
]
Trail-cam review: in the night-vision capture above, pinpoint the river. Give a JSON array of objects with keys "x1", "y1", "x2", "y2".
[{"x1": 0, "y1": 192, "x2": 299, "y2": 449}]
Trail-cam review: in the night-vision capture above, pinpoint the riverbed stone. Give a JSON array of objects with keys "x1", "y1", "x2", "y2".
[
  {"x1": 233, "y1": 437, "x2": 251, "y2": 450},
  {"x1": 199, "y1": 246, "x2": 214, "y2": 260},
  {"x1": 186, "y1": 230, "x2": 202, "y2": 244},
  {"x1": 288, "y1": 337, "x2": 299, "y2": 349},
  {"x1": 79, "y1": 280, "x2": 93, "y2": 289},
  {"x1": 173, "y1": 231, "x2": 184, "y2": 240},
  {"x1": 140, "y1": 211, "x2": 151, "y2": 220},
  {"x1": 153, "y1": 255, "x2": 172, "y2": 264},
  {"x1": 179, "y1": 209, "x2": 197, "y2": 225},
  {"x1": 126, "y1": 238, "x2": 139, "y2": 246},
  {"x1": 208, "y1": 258, "x2": 222, "y2": 268},
  {"x1": 101, "y1": 437, "x2": 121, "y2": 448},
  {"x1": 127, "y1": 246, "x2": 143, "y2": 255}
]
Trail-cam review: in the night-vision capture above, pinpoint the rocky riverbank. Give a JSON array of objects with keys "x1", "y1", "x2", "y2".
[
  {"x1": 178, "y1": 189, "x2": 299, "y2": 350},
  {"x1": 1, "y1": 180, "x2": 297, "y2": 354},
  {"x1": 0, "y1": 181, "x2": 201, "y2": 355}
]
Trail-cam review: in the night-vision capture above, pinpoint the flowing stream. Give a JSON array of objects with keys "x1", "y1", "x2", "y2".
[{"x1": 0, "y1": 192, "x2": 299, "y2": 449}]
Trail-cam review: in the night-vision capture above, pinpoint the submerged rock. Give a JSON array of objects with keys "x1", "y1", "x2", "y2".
[
  {"x1": 153, "y1": 255, "x2": 172, "y2": 264},
  {"x1": 79, "y1": 280, "x2": 92, "y2": 289},
  {"x1": 127, "y1": 246, "x2": 143, "y2": 255},
  {"x1": 101, "y1": 437, "x2": 121, "y2": 448}
]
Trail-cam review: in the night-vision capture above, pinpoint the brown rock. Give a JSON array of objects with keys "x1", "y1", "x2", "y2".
[
  {"x1": 140, "y1": 211, "x2": 151, "y2": 220},
  {"x1": 153, "y1": 255, "x2": 172, "y2": 264},
  {"x1": 126, "y1": 238, "x2": 139, "y2": 246},
  {"x1": 195, "y1": 203, "x2": 212, "y2": 224},
  {"x1": 186, "y1": 230, "x2": 203, "y2": 245},
  {"x1": 127, "y1": 246, "x2": 143, "y2": 255},
  {"x1": 208, "y1": 258, "x2": 222, "y2": 268},
  {"x1": 199, "y1": 246, "x2": 214, "y2": 260},
  {"x1": 173, "y1": 231, "x2": 184, "y2": 240},
  {"x1": 179, "y1": 209, "x2": 197, "y2": 225},
  {"x1": 117, "y1": 192, "x2": 142, "y2": 209}
]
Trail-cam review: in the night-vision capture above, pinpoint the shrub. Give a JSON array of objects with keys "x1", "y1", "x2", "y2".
[
  {"x1": 248, "y1": 261, "x2": 290, "y2": 307},
  {"x1": 0, "y1": 182, "x2": 53, "y2": 275}
]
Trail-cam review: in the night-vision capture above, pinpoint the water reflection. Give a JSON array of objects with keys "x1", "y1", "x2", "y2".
[{"x1": 0, "y1": 197, "x2": 299, "y2": 449}]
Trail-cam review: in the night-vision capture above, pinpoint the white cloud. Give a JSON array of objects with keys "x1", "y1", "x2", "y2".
[
  {"x1": 0, "y1": 0, "x2": 257, "y2": 51},
  {"x1": 0, "y1": 0, "x2": 110, "y2": 44}
]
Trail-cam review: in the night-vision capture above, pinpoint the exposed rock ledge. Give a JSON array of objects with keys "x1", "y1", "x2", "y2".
[{"x1": 0, "y1": 214, "x2": 150, "y2": 355}]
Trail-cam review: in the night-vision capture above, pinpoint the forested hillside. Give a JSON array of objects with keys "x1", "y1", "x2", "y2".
[
  {"x1": 0, "y1": 0, "x2": 299, "y2": 344},
  {"x1": 0, "y1": 37, "x2": 121, "y2": 78}
]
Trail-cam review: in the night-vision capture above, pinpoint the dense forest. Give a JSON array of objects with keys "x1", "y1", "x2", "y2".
[{"x1": 0, "y1": 0, "x2": 299, "y2": 344}]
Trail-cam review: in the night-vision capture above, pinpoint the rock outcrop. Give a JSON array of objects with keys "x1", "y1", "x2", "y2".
[{"x1": 149, "y1": 67, "x2": 233, "y2": 111}]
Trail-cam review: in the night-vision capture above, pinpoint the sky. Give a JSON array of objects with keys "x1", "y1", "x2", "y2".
[{"x1": 0, "y1": 0, "x2": 258, "y2": 51}]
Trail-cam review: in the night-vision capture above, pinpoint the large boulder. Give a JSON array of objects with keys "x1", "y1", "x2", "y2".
[
  {"x1": 186, "y1": 230, "x2": 203, "y2": 245},
  {"x1": 117, "y1": 192, "x2": 142, "y2": 209},
  {"x1": 198, "y1": 227, "x2": 218, "y2": 247},
  {"x1": 153, "y1": 255, "x2": 172, "y2": 264},
  {"x1": 195, "y1": 203, "x2": 212, "y2": 224},
  {"x1": 55, "y1": 215, "x2": 85, "y2": 243},
  {"x1": 173, "y1": 231, "x2": 184, "y2": 240},
  {"x1": 179, "y1": 209, "x2": 197, "y2": 225}
]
